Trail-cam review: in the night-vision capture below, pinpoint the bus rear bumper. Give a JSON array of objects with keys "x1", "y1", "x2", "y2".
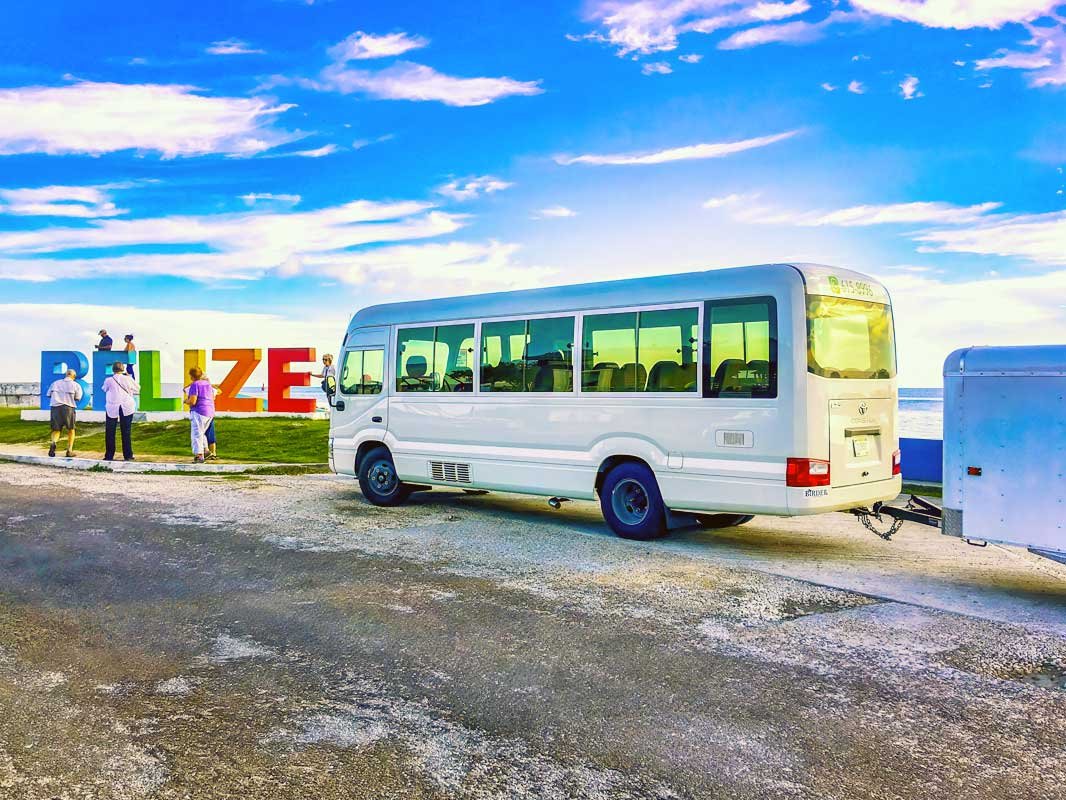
[{"x1": 786, "y1": 476, "x2": 902, "y2": 515}]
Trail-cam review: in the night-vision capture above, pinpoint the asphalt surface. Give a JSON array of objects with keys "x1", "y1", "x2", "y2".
[{"x1": 1, "y1": 462, "x2": 1065, "y2": 799}]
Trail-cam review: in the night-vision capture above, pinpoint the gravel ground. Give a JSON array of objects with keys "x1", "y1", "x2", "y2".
[{"x1": 1, "y1": 462, "x2": 1065, "y2": 799}]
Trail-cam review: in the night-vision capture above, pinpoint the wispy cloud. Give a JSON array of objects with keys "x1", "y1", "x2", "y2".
[
  {"x1": 975, "y1": 23, "x2": 1066, "y2": 87},
  {"x1": 848, "y1": 79, "x2": 866, "y2": 94},
  {"x1": 290, "y1": 143, "x2": 339, "y2": 158},
  {"x1": 555, "y1": 130, "x2": 800, "y2": 166},
  {"x1": 708, "y1": 196, "x2": 1003, "y2": 226},
  {"x1": 0, "y1": 81, "x2": 298, "y2": 158},
  {"x1": 240, "y1": 193, "x2": 301, "y2": 207},
  {"x1": 317, "y1": 61, "x2": 543, "y2": 107},
  {"x1": 915, "y1": 210, "x2": 1066, "y2": 266},
  {"x1": 0, "y1": 184, "x2": 130, "y2": 218},
  {"x1": 821, "y1": 82, "x2": 837, "y2": 91},
  {"x1": 0, "y1": 199, "x2": 466, "y2": 282},
  {"x1": 206, "y1": 39, "x2": 265, "y2": 55},
  {"x1": 533, "y1": 205, "x2": 577, "y2": 218},
  {"x1": 678, "y1": 53, "x2": 703, "y2": 63},
  {"x1": 718, "y1": 10, "x2": 859, "y2": 50},
  {"x1": 328, "y1": 31, "x2": 429, "y2": 61},
  {"x1": 436, "y1": 176, "x2": 513, "y2": 202}
]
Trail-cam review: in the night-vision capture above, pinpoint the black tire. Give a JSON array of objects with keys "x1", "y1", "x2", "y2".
[
  {"x1": 599, "y1": 462, "x2": 668, "y2": 541},
  {"x1": 358, "y1": 446, "x2": 412, "y2": 507},
  {"x1": 695, "y1": 513, "x2": 754, "y2": 529}
]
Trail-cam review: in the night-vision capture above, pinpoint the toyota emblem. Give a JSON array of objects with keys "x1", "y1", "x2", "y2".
[{"x1": 858, "y1": 402, "x2": 868, "y2": 415}]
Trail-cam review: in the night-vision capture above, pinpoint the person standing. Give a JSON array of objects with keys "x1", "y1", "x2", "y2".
[
  {"x1": 45, "y1": 369, "x2": 83, "y2": 458},
  {"x1": 123, "y1": 334, "x2": 137, "y2": 379},
  {"x1": 96, "y1": 330, "x2": 113, "y2": 351},
  {"x1": 184, "y1": 367, "x2": 216, "y2": 463},
  {"x1": 102, "y1": 361, "x2": 139, "y2": 461},
  {"x1": 312, "y1": 353, "x2": 337, "y2": 397}
]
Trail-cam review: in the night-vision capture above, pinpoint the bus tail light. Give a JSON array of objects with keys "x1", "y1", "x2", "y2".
[
  {"x1": 786, "y1": 458, "x2": 830, "y2": 487},
  {"x1": 892, "y1": 449, "x2": 902, "y2": 476}
]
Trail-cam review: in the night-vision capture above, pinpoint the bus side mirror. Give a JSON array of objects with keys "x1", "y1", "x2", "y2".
[{"x1": 325, "y1": 375, "x2": 337, "y2": 406}]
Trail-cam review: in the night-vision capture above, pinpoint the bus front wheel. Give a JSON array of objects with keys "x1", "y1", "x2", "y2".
[
  {"x1": 695, "y1": 513, "x2": 754, "y2": 529},
  {"x1": 358, "y1": 446, "x2": 412, "y2": 507},
  {"x1": 600, "y1": 462, "x2": 668, "y2": 541}
]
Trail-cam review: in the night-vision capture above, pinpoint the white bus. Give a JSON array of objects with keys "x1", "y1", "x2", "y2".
[{"x1": 329, "y1": 263, "x2": 901, "y2": 540}]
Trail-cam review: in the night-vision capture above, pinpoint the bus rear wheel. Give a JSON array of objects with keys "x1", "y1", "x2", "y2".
[
  {"x1": 358, "y1": 446, "x2": 412, "y2": 507},
  {"x1": 600, "y1": 462, "x2": 668, "y2": 541},
  {"x1": 695, "y1": 513, "x2": 754, "y2": 529}
]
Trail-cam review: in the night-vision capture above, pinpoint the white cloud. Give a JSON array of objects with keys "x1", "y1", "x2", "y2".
[
  {"x1": 206, "y1": 39, "x2": 265, "y2": 55},
  {"x1": 239, "y1": 193, "x2": 301, "y2": 207},
  {"x1": 533, "y1": 205, "x2": 578, "y2": 218},
  {"x1": 821, "y1": 81, "x2": 837, "y2": 91},
  {"x1": 435, "y1": 176, "x2": 513, "y2": 202},
  {"x1": 751, "y1": 1, "x2": 811, "y2": 21},
  {"x1": 702, "y1": 192, "x2": 759, "y2": 208},
  {"x1": 0, "y1": 184, "x2": 129, "y2": 218},
  {"x1": 0, "y1": 81, "x2": 298, "y2": 158},
  {"x1": 899, "y1": 74, "x2": 923, "y2": 99},
  {"x1": 328, "y1": 31, "x2": 429, "y2": 61},
  {"x1": 718, "y1": 10, "x2": 858, "y2": 49},
  {"x1": 555, "y1": 129, "x2": 800, "y2": 166},
  {"x1": 352, "y1": 133, "x2": 395, "y2": 150},
  {"x1": 975, "y1": 23, "x2": 1066, "y2": 87},
  {"x1": 318, "y1": 61, "x2": 543, "y2": 107},
  {"x1": 848, "y1": 79, "x2": 866, "y2": 93},
  {"x1": 678, "y1": 53, "x2": 703, "y2": 62},
  {"x1": 849, "y1": 0, "x2": 1059, "y2": 29},
  {"x1": 0, "y1": 199, "x2": 468, "y2": 282},
  {"x1": 720, "y1": 198, "x2": 1003, "y2": 226},
  {"x1": 642, "y1": 61, "x2": 674, "y2": 74},
  {"x1": 290, "y1": 144, "x2": 339, "y2": 158},
  {"x1": 915, "y1": 210, "x2": 1066, "y2": 265}
]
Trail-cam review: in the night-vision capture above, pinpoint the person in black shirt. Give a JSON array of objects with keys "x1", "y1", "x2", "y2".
[{"x1": 96, "y1": 330, "x2": 113, "y2": 351}]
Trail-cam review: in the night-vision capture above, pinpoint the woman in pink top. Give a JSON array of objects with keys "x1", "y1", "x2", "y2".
[{"x1": 183, "y1": 367, "x2": 216, "y2": 463}]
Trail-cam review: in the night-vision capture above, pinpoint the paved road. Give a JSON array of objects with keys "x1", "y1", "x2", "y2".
[{"x1": 1, "y1": 463, "x2": 1065, "y2": 799}]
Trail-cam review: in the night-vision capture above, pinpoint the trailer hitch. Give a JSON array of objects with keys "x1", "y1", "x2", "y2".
[{"x1": 847, "y1": 494, "x2": 943, "y2": 541}]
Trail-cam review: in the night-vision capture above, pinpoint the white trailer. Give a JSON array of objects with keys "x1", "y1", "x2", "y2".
[
  {"x1": 941, "y1": 345, "x2": 1066, "y2": 563},
  {"x1": 870, "y1": 345, "x2": 1066, "y2": 564}
]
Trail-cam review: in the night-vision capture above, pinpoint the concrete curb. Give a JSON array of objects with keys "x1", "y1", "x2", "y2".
[{"x1": 0, "y1": 451, "x2": 322, "y2": 474}]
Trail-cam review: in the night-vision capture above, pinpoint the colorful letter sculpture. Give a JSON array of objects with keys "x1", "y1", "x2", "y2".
[
  {"x1": 213, "y1": 348, "x2": 264, "y2": 412},
  {"x1": 139, "y1": 351, "x2": 182, "y2": 412},
  {"x1": 268, "y1": 348, "x2": 317, "y2": 413},
  {"x1": 184, "y1": 349, "x2": 206, "y2": 384},
  {"x1": 39, "y1": 350, "x2": 90, "y2": 410},
  {"x1": 92, "y1": 350, "x2": 133, "y2": 411}
]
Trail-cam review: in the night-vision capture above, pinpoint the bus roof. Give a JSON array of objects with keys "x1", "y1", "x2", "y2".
[{"x1": 347, "y1": 262, "x2": 887, "y2": 330}]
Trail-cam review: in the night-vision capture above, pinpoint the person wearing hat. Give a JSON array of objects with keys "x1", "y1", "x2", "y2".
[
  {"x1": 96, "y1": 330, "x2": 113, "y2": 351},
  {"x1": 45, "y1": 369, "x2": 83, "y2": 458}
]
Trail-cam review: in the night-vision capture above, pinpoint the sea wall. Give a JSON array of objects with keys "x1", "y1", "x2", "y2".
[{"x1": 0, "y1": 382, "x2": 39, "y2": 408}]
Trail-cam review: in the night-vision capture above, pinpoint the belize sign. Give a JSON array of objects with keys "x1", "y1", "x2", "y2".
[{"x1": 39, "y1": 347, "x2": 318, "y2": 413}]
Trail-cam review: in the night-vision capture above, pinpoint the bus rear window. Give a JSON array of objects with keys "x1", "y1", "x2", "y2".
[{"x1": 807, "y1": 295, "x2": 896, "y2": 379}]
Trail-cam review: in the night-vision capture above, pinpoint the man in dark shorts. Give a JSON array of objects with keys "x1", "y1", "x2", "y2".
[{"x1": 46, "y1": 369, "x2": 83, "y2": 457}]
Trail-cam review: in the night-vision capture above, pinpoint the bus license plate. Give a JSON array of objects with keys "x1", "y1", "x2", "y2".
[{"x1": 852, "y1": 436, "x2": 872, "y2": 458}]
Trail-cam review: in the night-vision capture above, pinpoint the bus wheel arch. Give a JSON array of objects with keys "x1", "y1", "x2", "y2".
[
  {"x1": 594, "y1": 454, "x2": 653, "y2": 497},
  {"x1": 355, "y1": 440, "x2": 388, "y2": 474}
]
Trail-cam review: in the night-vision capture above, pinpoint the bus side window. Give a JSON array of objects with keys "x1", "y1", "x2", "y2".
[
  {"x1": 397, "y1": 324, "x2": 475, "y2": 393},
  {"x1": 481, "y1": 317, "x2": 574, "y2": 392},
  {"x1": 705, "y1": 298, "x2": 777, "y2": 398},
  {"x1": 341, "y1": 349, "x2": 384, "y2": 395}
]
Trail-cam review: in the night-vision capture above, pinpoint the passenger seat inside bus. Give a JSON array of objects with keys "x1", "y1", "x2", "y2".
[
  {"x1": 404, "y1": 355, "x2": 435, "y2": 391},
  {"x1": 612, "y1": 363, "x2": 647, "y2": 392},
  {"x1": 647, "y1": 361, "x2": 696, "y2": 392}
]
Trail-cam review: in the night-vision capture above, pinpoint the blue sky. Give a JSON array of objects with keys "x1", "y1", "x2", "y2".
[{"x1": 0, "y1": 0, "x2": 1064, "y2": 385}]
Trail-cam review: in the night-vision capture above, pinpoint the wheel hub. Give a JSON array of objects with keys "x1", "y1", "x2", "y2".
[{"x1": 611, "y1": 478, "x2": 650, "y2": 525}]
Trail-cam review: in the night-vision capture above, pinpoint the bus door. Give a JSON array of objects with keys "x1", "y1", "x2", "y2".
[{"x1": 333, "y1": 326, "x2": 390, "y2": 444}]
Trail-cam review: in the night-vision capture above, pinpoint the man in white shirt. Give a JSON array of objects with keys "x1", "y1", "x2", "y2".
[
  {"x1": 102, "y1": 361, "x2": 140, "y2": 461},
  {"x1": 46, "y1": 369, "x2": 83, "y2": 458}
]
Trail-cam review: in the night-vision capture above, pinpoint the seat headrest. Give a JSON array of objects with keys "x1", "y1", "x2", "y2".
[{"x1": 406, "y1": 355, "x2": 428, "y2": 378}]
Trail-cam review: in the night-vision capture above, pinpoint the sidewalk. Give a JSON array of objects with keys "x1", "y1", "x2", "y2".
[{"x1": 0, "y1": 444, "x2": 319, "y2": 474}]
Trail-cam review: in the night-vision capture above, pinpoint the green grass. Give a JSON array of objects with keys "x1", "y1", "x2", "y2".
[
  {"x1": 902, "y1": 482, "x2": 943, "y2": 498},
  {"x1": 0, "y1": 408, "x2": 328, "y2": 464}
]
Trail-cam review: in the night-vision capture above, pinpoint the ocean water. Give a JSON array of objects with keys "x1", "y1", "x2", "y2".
[
  {"x1": 160, "y1": 384, "x2": 946, "y2": 439},
  {"x1": 899, "y1": 388, "x2": 943, "y2": 440}
]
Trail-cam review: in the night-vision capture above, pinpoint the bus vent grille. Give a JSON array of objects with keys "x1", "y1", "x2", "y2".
[{"x1": 429, "y1": 461, "x2": 472, "y2": 484}]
